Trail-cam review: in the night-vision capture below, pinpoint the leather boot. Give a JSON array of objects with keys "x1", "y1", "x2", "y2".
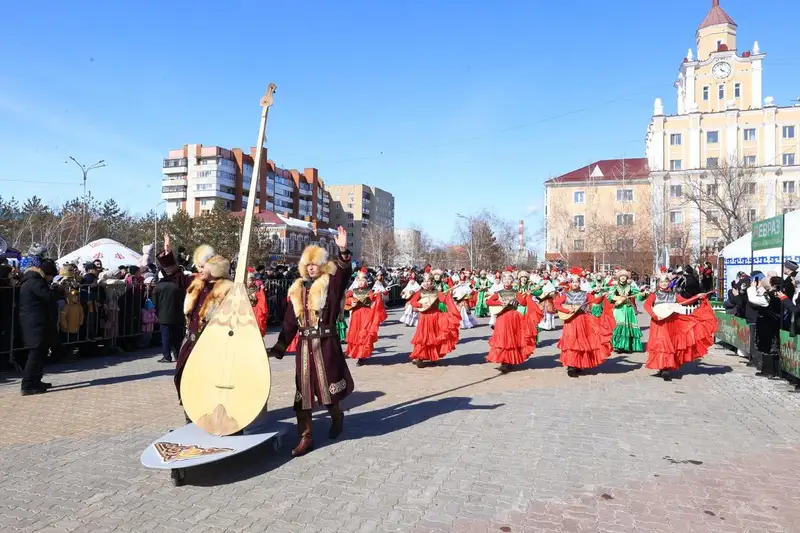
[
  {"x1": 291, "y1": 410, "x2": 314, "y2": 457},
  {"x1": 327, "y1": 403, "x2": 344, "y2": 440}
]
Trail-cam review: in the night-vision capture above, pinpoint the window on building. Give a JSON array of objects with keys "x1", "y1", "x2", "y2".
[
  {"x1": 347, "y1": 222, "x2": 354, "y2": 228},
  {"x1": 670, "y1": 133, "x2": 682, "y2": 146},
  {"x1": 783, "y1": 126, "x2": 796, "y2": 139},
  {"x1": 573, "y1": 215, "x2": 585, "y2": 228},
  {"x1": 747, "y1": 208, "x2": 757, "y2": 222},
  {"x1": 707, "y1": 157, "x2": 719, "y2": 168},
  {"x1": 705, "y1": 237, "x2": 719, "y2": 248},
  {"x1": 616, "y1": 213, "x2": 634, "y2": 226},
  {"x1": 718, "y1": 85, "x2": 725, "y2": 100},
  {"x1": 573, "y1": 239, "x2": 585, "y2": 251},
  {"x1": 669, "y1": 210, "x2": 683, "y2": 225},
  {"x1": 744, "y1": 155, "x2": 757, "y2": 167},
  {"x1": 616, "y1": 189, "x2": 634, "y2": 202},
  {"x1": 744, "y1": 128, "x2": 756, "y2": 141},
  {"x1": 707, "y1": 131, "x2": 719, "y2": 144},
  {"x1": 670, "y1": 184, "x2": 682, "y2": 198},
  {"x1": 347, "y1": 203, "x2": 354, "y2": 209},
  {"x1": 706, "y1": 184, "x2": 718, "y2": 196},
  {"x1": 670, "y1": 159, "x2": 682, "y2": 171},
  {"x1": 703, "y1": 86, "x2": 709, "y2": 101},
  {"x1": 706, "y1": 210, "x2": 719, "y2": 223},
  {"x1": 670, "y1": 236, "x2": 683, "y2": 250},
  {"x1": 347, "y1": 231, "x2": 354, "y2": 238},
  {"x1": 573, "y1": 191, "x2": 585, "y2": 204},
  {"x1": 735, "y1": 83, "x2": 741, "y2": 98},
  {"x1": 746, "y1": 182, "x2": 757, "y2": 195},
  {"x1": 783, "y1": 153, "x2": 796, "y2": 166},
  {"x1": 782, "y1": 181, "x2": 796, "y2": 194},
  {"x1": 347, "y1": 213, "x2": 354, "y2": 220},
  {"x1": 616, "y1": 239, "x2": 634, "y2": 251}
]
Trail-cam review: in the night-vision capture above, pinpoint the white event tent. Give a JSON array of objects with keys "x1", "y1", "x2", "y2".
[{"x1": 57, "y1": 239, "x2": 142, "y2": 272}]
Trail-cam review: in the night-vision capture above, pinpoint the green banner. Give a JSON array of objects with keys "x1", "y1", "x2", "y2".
[
  {"x1": 714, "y1": 311, "x2": 750, "y2": 354},
  {"x1": 779, "y1": 329, "x2": 800, "y2": 380},
  {"x1": 751, "y1": 215, "x2": 784, "y2": 251}
]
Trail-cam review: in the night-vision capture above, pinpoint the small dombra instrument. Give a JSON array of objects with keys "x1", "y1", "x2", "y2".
[
  {"x1": 651, "y1": 291, "x2": 715, "y2": 320},
  {"x1": 489, "y1": 292, "x2": 521, "y2": 316},
  {"x1": 416, "y1": 291, "x2": 440, "y2": 312},
  {"x1": 557, "y1": 303, "x2": 590, "y2": 322},
  {"x1": 179, "y1": 84, "x2": 277, "y2": 436}
]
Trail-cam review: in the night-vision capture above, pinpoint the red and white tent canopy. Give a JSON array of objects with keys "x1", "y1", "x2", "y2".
[{"x1": 57, "y1": 239, "x2": 142, "y2": 272}]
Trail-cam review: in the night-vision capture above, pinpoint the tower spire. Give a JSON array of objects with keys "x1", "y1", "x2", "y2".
[{"x1": 712, "y1": 0, "x2": 719, "y2": 7}]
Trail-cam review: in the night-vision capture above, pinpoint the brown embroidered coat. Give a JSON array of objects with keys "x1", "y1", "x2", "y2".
[{"x1": 271, "y1": 252, "x2": 353, "y2": 410}]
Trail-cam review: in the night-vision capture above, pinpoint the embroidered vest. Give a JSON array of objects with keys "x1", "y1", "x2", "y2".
[
  {"x1": 654, "y1": 290, "x2": 677, "y2": 304},
  {"x1": 565, "y1": 291, "x2": 588, "y2": 306}
]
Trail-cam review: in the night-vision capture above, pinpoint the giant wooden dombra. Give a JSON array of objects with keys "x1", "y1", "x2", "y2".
[{"x1": 179, "y1": 84, "x2": 278, "y2": 436}]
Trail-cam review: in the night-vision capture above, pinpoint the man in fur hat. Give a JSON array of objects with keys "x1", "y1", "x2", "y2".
[
  {"x1": 156, "y1": 234, "x2": 233, "y2": 412},
  {"x1": 268, "y1": 226, "x2": 352, "y2": 457}
]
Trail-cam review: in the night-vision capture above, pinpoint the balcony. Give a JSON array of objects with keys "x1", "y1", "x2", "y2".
[
  {"x1": 362, "y1": 207, "x2": 370, "y2": 215},
  {"x1": 163, "y1": 158, "x2": 188, "y2": 174},
  {"x1": 323, "y1": 195, "x2": 330, "y2": 204},
  {"x1": 162, "y1": 176, "x2": 187, "y2": 186},
  {"x1": 299, "y1": 186, "x2": 313, "y2": 198}
]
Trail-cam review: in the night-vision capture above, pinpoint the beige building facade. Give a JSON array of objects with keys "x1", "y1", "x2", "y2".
[
  {"x1": 545, "y1": 1, "x2": 800, "y2": 270},
  {"x1": 545, "y1": 158, "x2": 652, "y2": 272},
  {"x1": 328, "y1": 184, "x2": 395, "y2": 260},
  {"x1": 648, "y1": 0, "x2": 800, "y2": 259}
]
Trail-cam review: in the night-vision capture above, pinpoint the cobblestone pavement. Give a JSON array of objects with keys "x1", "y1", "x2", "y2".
[{"x1": 2, "y1": 308, "x2": 800, "y2": 533}]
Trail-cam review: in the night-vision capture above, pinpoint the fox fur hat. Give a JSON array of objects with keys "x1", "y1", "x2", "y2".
[
  {"x1": 299, "y1": 245, "x2": 336, "y2": 280},
  {"x1": 193, "y1": 244, "x2": 230, "y2": 280}
]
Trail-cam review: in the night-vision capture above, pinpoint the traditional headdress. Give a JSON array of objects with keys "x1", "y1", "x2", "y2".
[
  {"x1": 501, "y1": 266, "x2": 515, "y2": 285},
  {"x1": 422, "y1": 265, "x2": 435, "y2": 284},
  {"x1": 480, "y1": 269, "x2": 487, "y2": 276},
  {"x1": 356, "y1": 267, "x2": 369, "y2": 282},
  {"x1": 518, "y1": 270, "x2": 530, "y2": 279},
  {"x1": 569, "y1": 266, "x2": 583, "y2": 277},
  {"x1": 432, "y1": 268, "x2": 443, "y2": 277},
  {"x1": 616, "y1": 269, "x2": 631, "y2": 279},
  {"x1": 193, "y1": 244, "x2": 230, "y2": 280},
  {"x1": 299, "y1": 244, "x2": 335, "y2": 280}
]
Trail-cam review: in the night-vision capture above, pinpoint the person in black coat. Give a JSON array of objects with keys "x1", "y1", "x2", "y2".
[
  {"x1": 679, "y1": 264, "x2": 702, "y2": 299},
  {"x1": 18, "y1": 258, "x2": 59, "y2": 395},
  {"x1": 152, "y1": 271, "x2": 186, "y2": 363}
]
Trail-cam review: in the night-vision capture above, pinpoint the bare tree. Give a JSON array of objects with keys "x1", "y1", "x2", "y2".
[
  {"x1": 681, "y1": 156, "x2": 761, "y2": 243},
  {"x1": 455, "y1": 211, "x2": 504, "y2": 269},
  {"x1": 362, "y1": 223, "x2": 396, "y2": 267}
]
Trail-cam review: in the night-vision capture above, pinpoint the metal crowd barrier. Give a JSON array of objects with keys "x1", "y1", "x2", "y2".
[{"x1": 0, "y1": 277, "x2": 408, "y2": 369}]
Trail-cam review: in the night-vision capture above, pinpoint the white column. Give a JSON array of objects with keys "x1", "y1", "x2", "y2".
[
  {"x1": 751, "y1": 58, "x2": 763, "y2": 110},
  {"x1": 685, "y1": 66, "x2": 696, "y2": 112},
  {"x1": 764, "y1": 108, "x2": 777, "y2": 166}
]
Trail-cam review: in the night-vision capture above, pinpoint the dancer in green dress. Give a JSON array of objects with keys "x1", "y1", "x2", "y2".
[
  {"x1": 606, "y1": 270, "x2": 648, "y2": 353},
  {"x1": 473, "y1": 270, "x2": 492, "y2": 318},
  {"x1": 513, "y1": 271, "x2": 531, "y2": 315},
  {"x1": 432, "y1": 269, "x2": 451, "y2": 312},
  {"x1": 589, "y1": 273, "x2": 609, "y2": 317}
]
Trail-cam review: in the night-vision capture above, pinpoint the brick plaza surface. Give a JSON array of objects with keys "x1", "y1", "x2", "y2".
[{"x1": 2, "y1": 309, "x2": 800, "y2": 533}]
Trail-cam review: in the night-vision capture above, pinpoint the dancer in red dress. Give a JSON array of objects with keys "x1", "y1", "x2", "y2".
[
  {"x1": 485, "y1": 269, "x2": 544, "y2": 373},
  {"x1": 247, "y1": 270, "x2": 269, "y2": 337},
  {"x1": 344, "y1": 268, "x2": 388, "y2": 365},
  {"x1": 643, "y1": 275, "x2": 717, "y2": 381},
  {"x1": 407, "y1": 269, "x2": 461, "y2": 367},
  {"x1": 554, "y1": 276, "x2": 615, "y2": 378}
]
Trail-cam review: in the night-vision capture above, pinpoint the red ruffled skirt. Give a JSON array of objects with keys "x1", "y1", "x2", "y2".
[
  {"x1": 646, "y1": 300, "x2": 718, "y2": 370},
  {"x1": 345, "y1": 306, "x2": 379, "y2": 359},
  {"x1": 487, "y1": 310, "x2": 534, "y2": 365},
  {"x1": 558, "y1": 304, "x2": 615, "y2": 369},
  {"x1": 410, "y1": 310, "x2": 461, "y2": 361}
]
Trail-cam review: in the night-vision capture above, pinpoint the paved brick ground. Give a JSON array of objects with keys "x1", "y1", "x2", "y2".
[{"x1": 2, "y1": 308, "x2": 800, "y2": 532}]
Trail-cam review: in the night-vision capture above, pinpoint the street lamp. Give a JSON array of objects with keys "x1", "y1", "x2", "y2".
[
  {"x1": 455, "y1": 213, "x2": 474, "y2": 271},
  {"x1": 65, "y1": 157, "x2": 106, "y2": 243}
]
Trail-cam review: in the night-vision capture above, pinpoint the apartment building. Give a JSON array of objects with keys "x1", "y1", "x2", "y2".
[
  {"x1": 327, "y1": 185, "x2": 395, "y2": 259},
  {"x1": 161, "y1": 143, "x2": 330, "y2": 226}
]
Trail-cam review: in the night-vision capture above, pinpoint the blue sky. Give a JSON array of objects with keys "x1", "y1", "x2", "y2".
[{"x1": 1, "y1": 0, "x2": 798, "y2": 246}]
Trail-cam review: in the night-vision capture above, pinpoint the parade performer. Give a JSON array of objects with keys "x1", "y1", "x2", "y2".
[
  {"x1": 486, "y1": 269, "x2": 544, "y2": 373},
  {"x1": 268, "y1": 227, "x2": 353, "y2": 457},
  {"x1": 247, "y1": 270, "x2": 269, "y2": 337},
  {"x1": 537, "y1": 281, "x2": 557, "y2": 331},
  {"x1": 589, "y1": 273, "x2": 609, "y2": 317},
  {"x1": 407, "y1": 270, "x2": 461, "y2": 366},
  {"x1": 473, "y1": 270, "x2": 492, "y2": 318},
  {"x1": 513, "y1": 270, "x2": 532, "y2": 315},
  {"x1": 643, "y1": 275, "x2": 717, "y2": 381},
  {"x1": 156, "y1": 239, "x2": 233, "y2": 408},
  {"x1": 554, "y1": 276, "x2": 615, "y2": 378},
  {"x1": 606, "y1": 270, "x2": 647, "y2": 353},
  {"x1": 400, "y1": 272, "x2": 421, "y2": 327},
  {"x1": 432, "y1": 268, "x2": 451, "y2": 312},
  {"x1": 452, "y1": 271, "x2": 478, "y2": 329},
  {"x1": 344, "y1": 268, "x2": 388, "y2": 365},
  {"x1": 488, "y1": 271, "x2": 504, "y2": 329}
]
